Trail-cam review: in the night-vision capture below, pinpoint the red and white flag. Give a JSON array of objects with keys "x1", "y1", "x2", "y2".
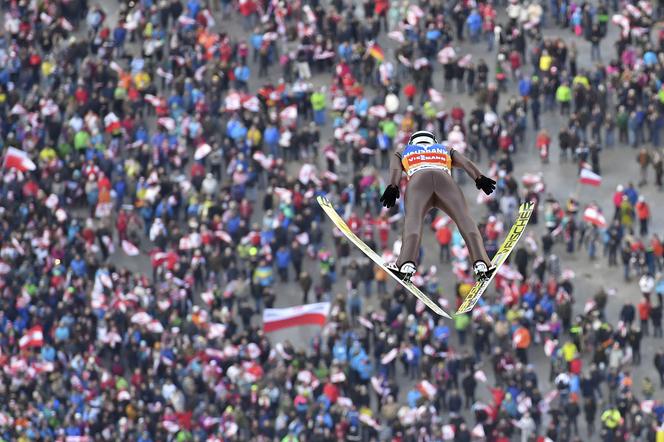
[
  {"x1": 387, "y1": 30, "x2": 405, "y2": 43},
  {"x1": 207, "y1": 323, "x2": 227, "y2": 340},
  {"x1": 194, "y1": 143, "x2": 212, "y2": 160},
  {"x1": 200, "y1": 291, "x2": 214, "y2": 305},
  {"x1": 381, "y1": 348, "x2": 399, "y2": 365},
  {"x1": 122, "y1": 240, "x2": 140, "y2": 256},
  {"x1": 263, "y1": 302, "x2": 331, "y2": 333},
  {"x1": 497, "y1": 264, "x2": 523, "y2": 281},
  {"x1": 279, "y1": 105, "x2": 298, "y2": 123},
  {"x1": 471, "y1": 424, "x2": 485, "y2": 438},
  {"x1": 225, "y1": 92, "x2": 242, "y2": 111},
  {"x1": 428, "y1": 88, "x2": 444, "y2": 104},
  {"x1": 157, "y1": 117, "x2": 176, "y2": 132},
  {"x1": 147, "y1": 320, "x2": 164, "y2": 334},
  {"x1": 442, "y1": 424, "x2": 455, "y2": 440},
  {"x1": 583, "y1": 206, "x2": 607, "y2": 228},
  {"x1": 242, "y1": 96, "x2": 260, "y2": 112},
  {"x1": 19, "y1": 325, "x2": 44, "y2": 350},
  {"x1": 417, "y1": 380, "x2": 437, "y2": 400},
  {"x1": 371, "y1": 376, "x2": 384, "y2": 395},
  {"x1": 357, "y1": 316, "x2": 374, "y2": 329},
  {"x1": 432, "y1": 215, "x2": 450, "y2": 230},
  {"x1": 0, "y1": 412, "x2": 13, "y2": 427},
  {"x1": 3, "y1": 147, "x2": 36, "y2": 172},
  {"x1": 474, "y1": 370, "x2": 488, "y2": 383},
  {"x1": 579, "y1": 168, "x2": 602, "y2": 186},
  {"x1": 368, "y1": 105, "x2": 387, "y2": 119}
]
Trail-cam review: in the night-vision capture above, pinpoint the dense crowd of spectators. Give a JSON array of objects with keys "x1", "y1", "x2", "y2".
[{"x1": 1, "y1": 0, "x2": 664, "y2": 440}]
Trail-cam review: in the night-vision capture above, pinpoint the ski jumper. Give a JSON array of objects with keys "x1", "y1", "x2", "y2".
[{"x1": 390, "y1": 143, "x2": 491, "y2": 269}]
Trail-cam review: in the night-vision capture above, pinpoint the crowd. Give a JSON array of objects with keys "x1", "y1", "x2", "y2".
[{"x1": 1, "y1": 0, "x2": 664, "y2": 440}]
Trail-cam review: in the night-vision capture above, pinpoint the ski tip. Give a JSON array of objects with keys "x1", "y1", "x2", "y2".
[{"x1": 431, "y1": 305, "x2": 452, "y2": 318}]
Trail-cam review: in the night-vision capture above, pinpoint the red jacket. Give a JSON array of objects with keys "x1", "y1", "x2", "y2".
[{"x1": 638, "y1": 301, "x2": 651, "y2": 320}]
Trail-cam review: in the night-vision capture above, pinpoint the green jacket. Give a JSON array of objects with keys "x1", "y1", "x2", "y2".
[
  {"x1": 311, "y1": 92, "x2": 326, "y2": 111},
  {"x1": 556, "y1": 85, "x2": 572, "y2": 103},
  {"x1": 454, "y1": 314, "x2": 470, "y2": 331}
]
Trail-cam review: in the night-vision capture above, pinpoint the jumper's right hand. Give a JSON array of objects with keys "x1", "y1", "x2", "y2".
[{"x1": 380, "y1": 185, "x2": 400, "y2": 208}]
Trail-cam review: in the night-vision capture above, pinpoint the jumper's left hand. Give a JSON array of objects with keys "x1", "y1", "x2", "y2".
[{"x1": 475, "y1": 175, "x2": 496, "y2": 195}]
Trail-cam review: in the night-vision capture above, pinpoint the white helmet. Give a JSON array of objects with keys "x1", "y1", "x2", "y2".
[{"x1": 408, "y1": 130, "x2": 437, "y2": 146}]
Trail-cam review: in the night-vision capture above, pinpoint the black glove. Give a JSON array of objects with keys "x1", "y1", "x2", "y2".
[
  {"x1": 475, "y1": 175, "x2": 496, "y2": 195},
  {"x1": 380, "y1": 185, "x2": 400, "y2": 208}
]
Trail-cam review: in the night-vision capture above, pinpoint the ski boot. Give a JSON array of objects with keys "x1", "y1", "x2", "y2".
[
  {"x1": 473, "y1": 260, "x2": 496, "y2": 283},
  {"x1": 386, "y1": 261, "x2": 416, "y2": 282}
]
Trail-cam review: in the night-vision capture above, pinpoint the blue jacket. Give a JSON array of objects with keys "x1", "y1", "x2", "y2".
[{"x1": 275, "y1": 249, "x2": 291, "y2": 269}]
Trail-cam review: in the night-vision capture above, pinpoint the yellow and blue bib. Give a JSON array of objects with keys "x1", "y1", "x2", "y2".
[{"x1": 401, "y1": 143, "x2": 452, "y2": 177}]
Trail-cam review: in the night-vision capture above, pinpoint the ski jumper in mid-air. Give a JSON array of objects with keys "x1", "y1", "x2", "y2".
[{"x1": 380, "y1": 130, "x2": 497, "y2": 282}]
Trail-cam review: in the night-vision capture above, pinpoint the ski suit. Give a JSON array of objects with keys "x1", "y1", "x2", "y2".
[{"x1": 389, "y1": 142, "x2": 491, "y2": 268}]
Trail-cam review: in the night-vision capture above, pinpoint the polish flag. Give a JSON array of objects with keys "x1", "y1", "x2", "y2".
[
  {"x1": 497, "y1": 264, "x2": 523, "y2": 280},
  {"x1": 472, "y1": 424, "x2": 485, "y2": 438},
  {"x1": 157, "y1": 117, "x2": 176, "y2": 132},
  {"x1": 431, "y1": 214, "x2": 450, "y2": 230},
  {"x1": 407, "y1": 4, "x2": 424, "y2": 25},
  {"x1": 214, "y1": 230, "x2": 232, "y2": 243},
  {"x1": 147, "y1": 320, "x2": 164, "y2": 334},
  {"x1": 544, "y1": 339, "x2": 558, "y2": 357},
  {"x1": 150, "y1": 250, "x2": 169, "y2": 267},
  {"x1": 428, "y1": 88, "x2": 444, "y2": 104},
  {"x1": 262, "y1": 302, "x2": 331, "y2": 333},
  {"x1": 474, "y1": 370, "x2": 488, "y2": 383},
  {"x1": 387, "y1": 30, "x2": 405, "y2": 43},
  {"x1": 224, "y1": 92, "x2": 242, "y2": 111},
  {"x1": 368, "y1": 105, "x2": 387, "y2": 119},
  {"x1": 144, "y1": 94, "x2": 162, "y2": 107},
  {"x1": 371, "y1": 376, "x2": 384, "y2": 395},
  {"x1": 579, "y1": 168, "x2": 602, "y2": 186},
  {"x1": 330, "y1": 371, "x2": 346, "y2": 383},
  {"x1": 357, "y1": 316, "x2": 374, "y2": 329},
  {"x1": 417, "y1": 380, "x2": 437, "y2": 399},
  {"x1": 200, "y1": 291, "x2": 214, "y2": 305},
  {"x1": 122, "y1": 240, "x2": 140, "y2": 256},
  {"x1": 19, "y1": 325, "x2": 44, "y2": 350},
  {"x1": 204, "y1": 348, "x2": 226, "y2": 360},
  {"x1": 207, "y1": 323, "x2": 227, "y2": 340},
  {"x1": 582, "y1": 206, "x2": 607, "y2": 228},
  {"x1": 380, "y1": 348, "x2": 399, "y2": 365},
  {"x1": 242, "y1": 96, "x2": 260, "y2": 112},
  {"x1": 3, "y1": 147, "x2": 36, "y2": 172},
  {"x1": 104, "y1": 112, "x2": 121, "y2": 133},
  {"x1": 279, "y1": 105, "x2": 298, "y2": 123},
  {"x1": 0, "y1": 412, "x2": 13, "y2": 427},
  {"x1": 131, "y1": 312, "x2": 153, "y2": 325},
  {"x1": 195, "y1": 143, "x2": 212, "y2": 160}
]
